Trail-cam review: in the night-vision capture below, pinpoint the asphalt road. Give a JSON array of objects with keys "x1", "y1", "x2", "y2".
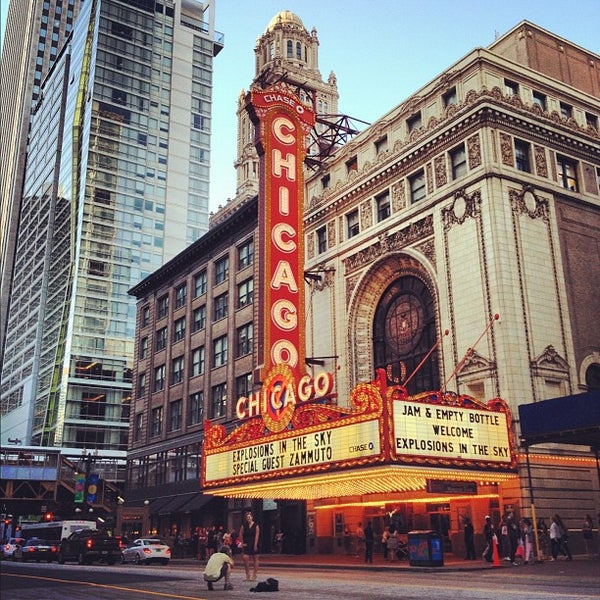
[{"x1": 2, "y1": 559, "x2": 599, "y2": 600}]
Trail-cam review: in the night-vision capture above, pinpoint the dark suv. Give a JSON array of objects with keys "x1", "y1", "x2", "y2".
[{"x1": 58, "y1": 529, "x2": 121, "y2": 565}]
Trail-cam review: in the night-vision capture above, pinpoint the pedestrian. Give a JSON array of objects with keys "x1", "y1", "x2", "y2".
[
  {"x1": 364, "y1": 521, "x2": 374, "y2": 563},
  {"x1": 198, "y1": 526, "x2": 208, "y2": 560},
  {"x1": 506, "y1": 513, "x2": 519, "y2": 565},
  {"x1": 386, "y1": 526, "x2": 398, "y2": 561},
  {"x1": 549, "y1": 514, "x2": 572, "y2": 561},
  {"x1": 381, "y1": 526, "x2": 390, "y2": 560},
  {"x1": 482, "y1": 516, "x2": 495, "y2": 563},
  {"x1": 202, "y1": 534, "x2": 234, "y2": 591},
  {"x1": 239, "y1": 511, "x2": 260, "y2": 581},
  {"x1": 355, "y1": 522, "x2": 365, "y2": 556},
  {"x1": 520, "y1": 518, "x2": 533, "y2": 564},
  {"x1": 582, "y1": 514, "x2": 594, "y2": 558},
  {"x1": 464, "y1": 517, "x2": 476, "y2": 560}
]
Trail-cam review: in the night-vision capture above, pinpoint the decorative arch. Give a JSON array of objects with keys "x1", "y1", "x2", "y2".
[{"x1": 347, "y1": 253, "x2": 439, "y2": 392}]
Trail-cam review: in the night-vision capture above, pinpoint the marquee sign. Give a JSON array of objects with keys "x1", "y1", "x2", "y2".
[
  {"x1": 246, "y1": 85, "x2": 315, "y2": 382},
  {"x1": 387, "y1": 386, "x2": 516, "y2": 470}
]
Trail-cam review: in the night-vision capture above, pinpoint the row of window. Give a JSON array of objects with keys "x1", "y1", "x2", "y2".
[
  {"x1": 316, "y1": 140, "x2": 592, "y2": 251},
  {"x1": 135, "y1": 372, "x2": 253, "y2": 440},
  {"x1": 143, "y1": 238, "x2": 254, "y2": 324},
  {"x1": 138, "y1": 322, "x2": 253, "y2": 394}
]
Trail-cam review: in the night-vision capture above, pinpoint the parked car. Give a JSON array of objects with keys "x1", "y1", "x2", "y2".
[
  {"x1": 121, "y1": 538, "x2": 171, "y2": 565},
  {"x1": 2, "y1": 537, "x2": 25, "y2": 560},
  {"x1": 14, "y1": 538, "x2": 59, "y2": 562},
  {"x1": 58, "y1": 529, "x2": 121, "y2": 565}
]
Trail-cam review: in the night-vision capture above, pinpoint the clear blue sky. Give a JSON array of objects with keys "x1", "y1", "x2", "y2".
[{"x1": 2, "y1": 0, "x2": 599, "y2": 213}]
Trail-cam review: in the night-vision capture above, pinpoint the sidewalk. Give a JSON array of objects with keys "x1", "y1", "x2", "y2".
[{"x1": 176, "y1": 551, "x2": 599, "y2": 575}]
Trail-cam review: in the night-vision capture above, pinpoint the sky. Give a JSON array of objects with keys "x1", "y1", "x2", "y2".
[{"x1": 1, "y1": 0, "x2": 599, "y2": 213}]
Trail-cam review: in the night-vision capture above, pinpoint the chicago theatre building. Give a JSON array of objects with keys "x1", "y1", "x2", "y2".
[{"x1": 129, "y1": 12, "x2": 600, "y2": 556}]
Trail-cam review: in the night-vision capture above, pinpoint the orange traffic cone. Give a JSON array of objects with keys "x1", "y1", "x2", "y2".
[{"x1": 492, "y1": 538, "x2": 502, "y2": 567}]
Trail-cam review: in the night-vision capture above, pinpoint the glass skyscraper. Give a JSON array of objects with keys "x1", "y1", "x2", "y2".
[{"x1": 1, "y1": 0, "x2": 222, "y2": 456}]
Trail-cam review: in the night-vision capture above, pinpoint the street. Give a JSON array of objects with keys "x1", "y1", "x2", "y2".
[{"x1": 1, "y1": 558, "x2": 599, "y2": 600}]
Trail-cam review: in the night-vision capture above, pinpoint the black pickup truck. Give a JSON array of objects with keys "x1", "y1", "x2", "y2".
[{"x1": 58, "y1": 529, "x2": 121, "y2": 565}]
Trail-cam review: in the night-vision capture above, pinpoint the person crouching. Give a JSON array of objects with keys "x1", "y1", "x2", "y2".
[{"x1": 203, "y1": 533, "x2": 234, "y2": 591}]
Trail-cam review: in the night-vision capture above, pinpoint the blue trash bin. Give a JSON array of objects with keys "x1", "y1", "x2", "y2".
[{"x1": 407, "y1": 530, "x2": 444, "y2": 567}]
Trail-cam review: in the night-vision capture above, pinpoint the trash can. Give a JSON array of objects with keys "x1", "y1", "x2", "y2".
[{"x1": 407, "y1": 530, "x2": 444, "y2": 567}]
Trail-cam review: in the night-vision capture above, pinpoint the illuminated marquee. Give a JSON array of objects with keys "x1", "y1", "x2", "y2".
[
  {"x1": 246, "y1": 86, "x2": 315, "y2": 381},
  {"x1": 390, "y1": 393, "x2": 515, "y2": 468}
]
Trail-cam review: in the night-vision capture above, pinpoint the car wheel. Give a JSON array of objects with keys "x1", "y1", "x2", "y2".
[
  {"x1": 134, "y1": 553, "x2": 141, "y2": 565},
  {"x1": 120, "y1": 554, "x2": 126, "y2": 564}
]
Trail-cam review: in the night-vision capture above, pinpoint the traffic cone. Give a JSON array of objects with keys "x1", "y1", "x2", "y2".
[{"x1": 492, "y1": 538, "x2": 502, "y2": 567}]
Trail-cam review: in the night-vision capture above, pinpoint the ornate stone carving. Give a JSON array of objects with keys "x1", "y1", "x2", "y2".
[
  {"x1": 467, "y1": 134, "x2": 482, "y2": 169},
  {"x1": 534, "y1": 145, "x2": 548, "y2": 178},
  {"x1": 343, "y1": 215, "x2": 433, "y2": 273},
  {"x1": 426, "y1": 163, "x2": 433, "y2": 194},
  {"x1": 307, "y1": 230, "x2": 315, "y2": 260},
  {"x1": 414, "y1": 238, "x2": 436, "y2": 270},
  {"x1": 499, "y1": 132, "x2": 513, "y2": 166},
  {"x1": 510, "y1": 187, "x2": 549, "y2": 221},
  {"x1": 530, "y1": 345, "x2": 569, "y2": 378},
  {"x1": 442, "y1": 190, "x2": 481, "y2": 230},
  {"x1": 434, "y1": 154, "x2": 447, "y2": 188},
  {"x1": 360, "y1": 199, "x2": 373, "y2": 230},
  {"x1": 391, "y1": 180, "x2": 407, "y2": 212}
]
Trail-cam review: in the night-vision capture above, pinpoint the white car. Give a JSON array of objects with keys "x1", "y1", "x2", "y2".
[
  {"x1": 2, "y1": 537, "x2": 25, "y2": 560},
  {"x1": 121, "y1": 538, "x2": 171, "y2": 565}
]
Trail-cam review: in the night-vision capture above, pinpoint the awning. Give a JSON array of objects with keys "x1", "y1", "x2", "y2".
[
  {"x1": 518, "y1": 390, "x2": 600, "y2": 448},
  {"x1": 180, "y1": 493, "x2": 213, "y2": 512},
  {"x1": 158, "y1": 494, "x2": 196, "y2": 515},
  {"x1": 204, "y1": 464, "x2": 518, "y2": 500}
]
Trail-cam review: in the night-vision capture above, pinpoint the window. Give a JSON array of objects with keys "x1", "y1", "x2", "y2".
[
  {"x1": 191, "y1": 346, "x2": 205, "y2": 376},
  {"x1": 213, "y1": 335, "x2": 228, "y2": 368},
  {"x1": 346, "y1": 156, "x2": 358, "y2": 173},
  {"x1": 155, "y1": 327, "x2": 167, "y2": 351},
  {"x1": 514, "y1": 139, "x2": 531, "y2": 173},
  {"x1": 532, "y1": 91, "x2": 546, "y2": 111},
  {"x1": 237, "y1": 323, "x2": 253, "y2": 357},
  {"x1": 153, "y1": 364, "x2": 166, "y2": 392},
  {"x1": 194, "y1": 270, "x2": 207, "y2": 297},
  {"x1": 376, "y1": 191, "x2": 390, "y2": 221},
  {"x1": 137, "y1": 372, "x2": 146, "y2": 398},
  {"x1": 505, "y1": 79, "x2": 519, "y2": 97},
  {"x1": 211, "y1": 383, "x2": 227, "y2": 419},
  {"x1": 214, "y1": 255, "x2": 229, "y2": 284},
  {"x1": 450, "y1": 144, "x2": 467, "y2": 180},
  {"x1": 175, "y1": 283, "x2": 187, "y2": 308},
  {"x1": 316, "y1": 226, "x2": 327, "y2": 254},
  {"x1": 140, "y1": 337, "x2": 148, "y2": 359},
  {"x1": 347, "y1": 210, "x2": 359, "y2": 238},
  {"x1": 214, "y1": 293, "x2": 228, "y2": 321},
  {"x1": 141, "y1": 306, "x2": 150, "y2": 327},
  {"x1": 236, "y1": 373, "x2": 253, "y2": 398},
  {"x1": 375, "y1": 136, "x2": 388, "y2": 155},
  {"x1": 168, "y1": 399, "x2": 182, "y2": 431},
  {"x1": 585, "y1": 112, "x2": 598, "y2": 131},
  {"x1": 192, "y1": 305, "x2": 206, "y2": 332},
  {"x1": 134, "y1": 413, "x2": 143, "y2": 442},
  {"x1": 157, "y1": 294, "x2": 169, "y2": 319},
  {"x1": 171, "y1": 356, "x2": 184, "y2": 385},
  {"x1": 173, "y1": 317, "x2": 186, "y2": 342},
  {"x1": 409, "y1": 170, "x2": 426, "y2": 202},
  {"x1": 151, "y1": 406, "x2": 163, "y2": 437},
  {"x1": 236, "y1": 278, "x2": 253, "y2": 308},
  {"x1": 321, "y1": 174, "x2": 330, "y2": 189},
  {"x1": 287, "y1": 39, "x2": 293, "y2": 58},
  {"x1": 560, "y1": 102, "x2": 572, "y2": 119},
  {"x1": 443, "y1": 87, "x2": 457, "y2": 107},
  {"x1": 238, "y1": 239, "x2": 254, "y2": 269},
  {"x1": 557, "y1": 155, "x2": 578, "y2": 191},
  {"x1": 407, "y1": 112, "x2": 422, "y2": 132},
  {"x1": 189, "y1": 391, "x2": 204, "y2": 426}
]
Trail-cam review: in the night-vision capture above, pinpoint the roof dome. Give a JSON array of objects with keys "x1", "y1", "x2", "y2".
[{"x1": 266, "y1": 10, "x2": 305, "y2": 32}]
